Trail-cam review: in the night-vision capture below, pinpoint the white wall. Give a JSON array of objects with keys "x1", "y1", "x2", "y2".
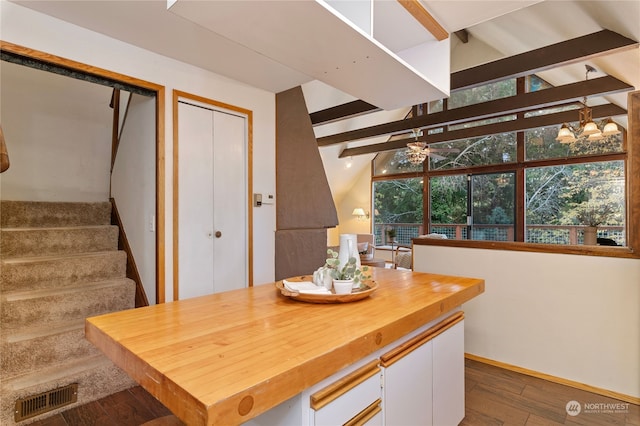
[
  {"x1": 1, "y1": 2, "x2": 277, "y2": 297},
  {"x1": 111, "y1": 94, "x2": 157, "y2": 304},
  {"x1": 331, "y1": 164, "x2": 372, "y2": 245},
  {"x1": 414, "y1": 244, "x2": 640, "y2": 399},
  {"x1": 0, "y1": 61, "x2": 113, "y2": 201}
]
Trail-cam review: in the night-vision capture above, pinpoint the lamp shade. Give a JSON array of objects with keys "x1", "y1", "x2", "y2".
[
  {"x1": 556, "y1": 124, "x2": 576, "y2": 143},
  {"x1": 580, "y1": 121, "x2": 600, "y2": 136},
  {"x1": 352, "y1": 208, "x2": 366, "y2": 217},
  {"x1": 602, "y1": 119, "x2": 621, "y2": 136}
]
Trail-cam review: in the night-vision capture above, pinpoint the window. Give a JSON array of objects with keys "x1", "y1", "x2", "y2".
[
  {"x1": 448, "y1": 79, "x2": 516, "y2": 109},
  {"x1": 370, "y1": 77, "x2": 635, "y2": 255},
  {"x1": 373, "y1": 150, "x2": 422, "y2": 176},
  {"x1": 373, "y1": 177, "x2": 423, "y2": 246},
  {"x1": 428, "y1": 133, "x2": 517, "y2": 170},
  {"x1": 471, "y1": 172, "x2": 515, "y2": 241},
  {"x1": 525, "y1": 123, "x2": 622, "y2": 161},
  {"x1": 525, "y1": 161, "x2": 625, "y2": 245},
  {"x1": 430, "y1": 174, "x2": 467, "y2": 239},
  {"x1": 429, "y1": 173, "x2": 515, "y2": 241}
]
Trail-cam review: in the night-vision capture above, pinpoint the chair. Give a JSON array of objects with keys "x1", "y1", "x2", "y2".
[
  {"x1": 357, "y1": 234, "x2": 375, "y2": 260},
  {"x1": 394, "y1": 245, "x2": 412, "y2": 270}
]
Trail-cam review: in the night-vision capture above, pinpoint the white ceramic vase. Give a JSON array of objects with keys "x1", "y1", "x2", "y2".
[{"x1": 337, "y1": 234, "x2": 361, "y2": 270}]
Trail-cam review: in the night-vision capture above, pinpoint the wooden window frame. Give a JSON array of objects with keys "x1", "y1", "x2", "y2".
[{"x1": 374, "y1": 90, "x2": 639, "y2": 259}]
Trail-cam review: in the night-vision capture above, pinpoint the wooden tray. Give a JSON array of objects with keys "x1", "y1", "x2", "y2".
[{"x1": 276, "y1": 276, "x2": 378, "y2": 304}]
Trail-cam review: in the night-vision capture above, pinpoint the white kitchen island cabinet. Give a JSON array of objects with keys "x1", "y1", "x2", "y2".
[
  {"x1": 380, "y1": 326, "x2": 434, "y2": 425},
  {"x1": 433, "y1": 319, "x2": 466, "y2": 425},
  {"x1": 381, "y1": 311, "x2": 464, "y2": 426},
  {"x1": 246, "y1": 311, "x2": 465, "y2": 426}
]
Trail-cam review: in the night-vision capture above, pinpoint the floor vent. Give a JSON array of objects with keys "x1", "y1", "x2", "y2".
[{"x1": 14, "y1": 383, "x2": 78, "y2": 422}]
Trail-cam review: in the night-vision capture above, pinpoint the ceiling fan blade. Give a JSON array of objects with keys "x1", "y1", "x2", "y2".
[
  {"x1": 427, "y1": 153, "x2": 446, "y2": 161},
  {"x1": 429, "y1": 148, "x2": 460, "y2": 153}
]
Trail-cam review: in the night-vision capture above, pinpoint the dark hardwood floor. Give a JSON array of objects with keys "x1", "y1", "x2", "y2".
[
  {"x1": 29, "y1": 358, "x2": 638, "y2": 425},
  {"x1": 462, "y1": 359, "x2": 638, "y2": 426}
]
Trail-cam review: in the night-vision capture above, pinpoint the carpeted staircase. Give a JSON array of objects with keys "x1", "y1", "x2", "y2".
[{"x1": 0, "y1": 200, "x2": 137, "y2": 425}]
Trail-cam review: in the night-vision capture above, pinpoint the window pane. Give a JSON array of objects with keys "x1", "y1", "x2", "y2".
[
  {"x1": 525, "y1": 161, "x2": 625, "y2": 245},
  {"x1": 429, "y1": 175, "x2": 467, "y2": 239},
  {"x1": 471, "y1": 173, "x2": 515, "y2": 241},
  {"x1": 373, "y1": 149, "x2": 423, "y2": 176},
  {"x1": 373, "y1": 178, "x2": 423, "y2": 245},
  {"x1": 428, "y1": 133, "x2": 517, "y2": 170},
  {"x1": 526, "y1": 74, "x2": 553, "y2": 92},
  {"x1": 429, "y1": 99, "x2": 443, "y2": 113},
  {"x1": 524, "y1": 104, "x2": 577, "y2": 118},
  {"x1": 449, "y1": 79, "x2": 516, "y2": 109},
  {"x1": 525, "y1": 125, "x2": 574, "y2": 160},
  {"x1": 526, "y1": 123, "x2": 623, "y2": 161},
  {"x1": 448, "y1": 114, "x2": 516, "y2": 131}
]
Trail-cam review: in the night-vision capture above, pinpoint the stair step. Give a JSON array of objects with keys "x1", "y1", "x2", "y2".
[
  {"x1": 0, "y1": 225, "x2": 119, "y2": 258},
  {"x1": 1, "y1": 279, "x2": 136, "y2": 330},
  {"x1": 1, "y1": 355, "x2": 135, "y2": 426},
  {"x1": 0, "y1": 200, "x2": 138, "y2": 426},
  {"x1": 1, "y1": 320, "x2": 101, "y2": 378},
  {"x1": 1, "y1": 251, "x2": 127, "y2": 292},
  {"x1": 0, "y1": 200, "x2": 112, "y2": 228}
]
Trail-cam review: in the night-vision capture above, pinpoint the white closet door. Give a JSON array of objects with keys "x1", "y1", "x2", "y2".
[
  {"x1": 212, "y1": 110, "x2": 247, "y2": 292},
  {"x1": 178, "y1": 101, "x2": 247, "y2": 299}
]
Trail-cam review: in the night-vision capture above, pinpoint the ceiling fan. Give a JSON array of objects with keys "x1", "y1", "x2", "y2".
[{"x1": 405, "y1": 129, "x2": 459, "y2": 164}]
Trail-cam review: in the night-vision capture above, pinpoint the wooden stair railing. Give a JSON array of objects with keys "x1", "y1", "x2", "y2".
[
  {"x1": 1, "y1": 125, "x2": 10, "y2": 173},
  {"x1": 110, "y1": 89, "x2": 121, "y2": 172},
  {"x1": 110, "y1": 197, "x2": 149, "y2": 307}
]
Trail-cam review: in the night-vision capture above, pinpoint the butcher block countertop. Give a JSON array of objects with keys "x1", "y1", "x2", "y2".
[{"x1": 85, "y1": 267, "x2": 484, "y2": 425}]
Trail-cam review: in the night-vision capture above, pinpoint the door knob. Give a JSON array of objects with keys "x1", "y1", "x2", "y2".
[{"x1": 215, "y1": 231, "x2": 222, "y2": 238}]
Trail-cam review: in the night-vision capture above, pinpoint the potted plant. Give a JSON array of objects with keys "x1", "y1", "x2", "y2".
[
  {"x1": 386, "y1": 227, "x2": 396, "y2": 244},
  {"x1": 575, "y1": 203, "x2": 614, "y2": 245},
  {"x1": 324, "y1": 249, "x2": 371, "y2": 292}
]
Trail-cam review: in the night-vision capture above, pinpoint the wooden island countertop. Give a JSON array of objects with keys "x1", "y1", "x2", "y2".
[{"x1": 85, "y1": 267, "x2": 484, "y2": 425}]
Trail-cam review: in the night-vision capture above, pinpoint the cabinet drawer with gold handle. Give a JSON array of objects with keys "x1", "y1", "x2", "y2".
[{"x1": 311, "y1": 360, "x2": 381, "y2": 426}]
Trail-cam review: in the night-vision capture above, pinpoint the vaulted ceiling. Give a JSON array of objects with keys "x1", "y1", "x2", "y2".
[{"x1": 7, "y1": 0, "x2": 640, "y2": 201}]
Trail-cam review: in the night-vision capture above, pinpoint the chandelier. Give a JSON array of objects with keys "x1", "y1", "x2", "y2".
[
  {"x1": 405, "y1": 129, "x2": 429, "y2": 165},
  {"x1": 406, "y1": 145, "x2": 428, "y2": 165},
  {"x1": 556, "y1": 65, "x2": 621, "y2": 144},
  {"x1": 405, "y1": 129, "x2": 460, "y2": 165}
]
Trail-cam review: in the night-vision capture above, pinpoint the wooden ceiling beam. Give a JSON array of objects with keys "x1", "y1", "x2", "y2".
[
  {"x1": 453, "y1": 29, "x2": 469, "y2": 44},
  {"x1": 310, "y1": 100, "x2": 380, "y2": 126},
  {"x1": 339, "y1": 103, "x2": 627, "y2": 157},
  {"x1": 311, "y1": 30, "x2": 636, "y2": 125},
  {"x1": 451, "y1": 29, "x2": 638, "y2": 91},
  {"x1": 397, "y1": 0, "x2": 449, "y2": 41},
  {"x1": 317, "y1": 75, "x2": 633, "y2": 146}
]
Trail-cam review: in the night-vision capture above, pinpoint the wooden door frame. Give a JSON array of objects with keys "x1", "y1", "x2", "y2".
[
  {"x1": 172, "y1": 90, "x2": 254, "y2": 301},
  {"x1": 0, "y1": 41, "x2": 167, "y2": 303}
]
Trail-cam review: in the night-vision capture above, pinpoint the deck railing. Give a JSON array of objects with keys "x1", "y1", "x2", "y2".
[{"x1": 374, "y1": 223, "x2": 625, "y2": 246}]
